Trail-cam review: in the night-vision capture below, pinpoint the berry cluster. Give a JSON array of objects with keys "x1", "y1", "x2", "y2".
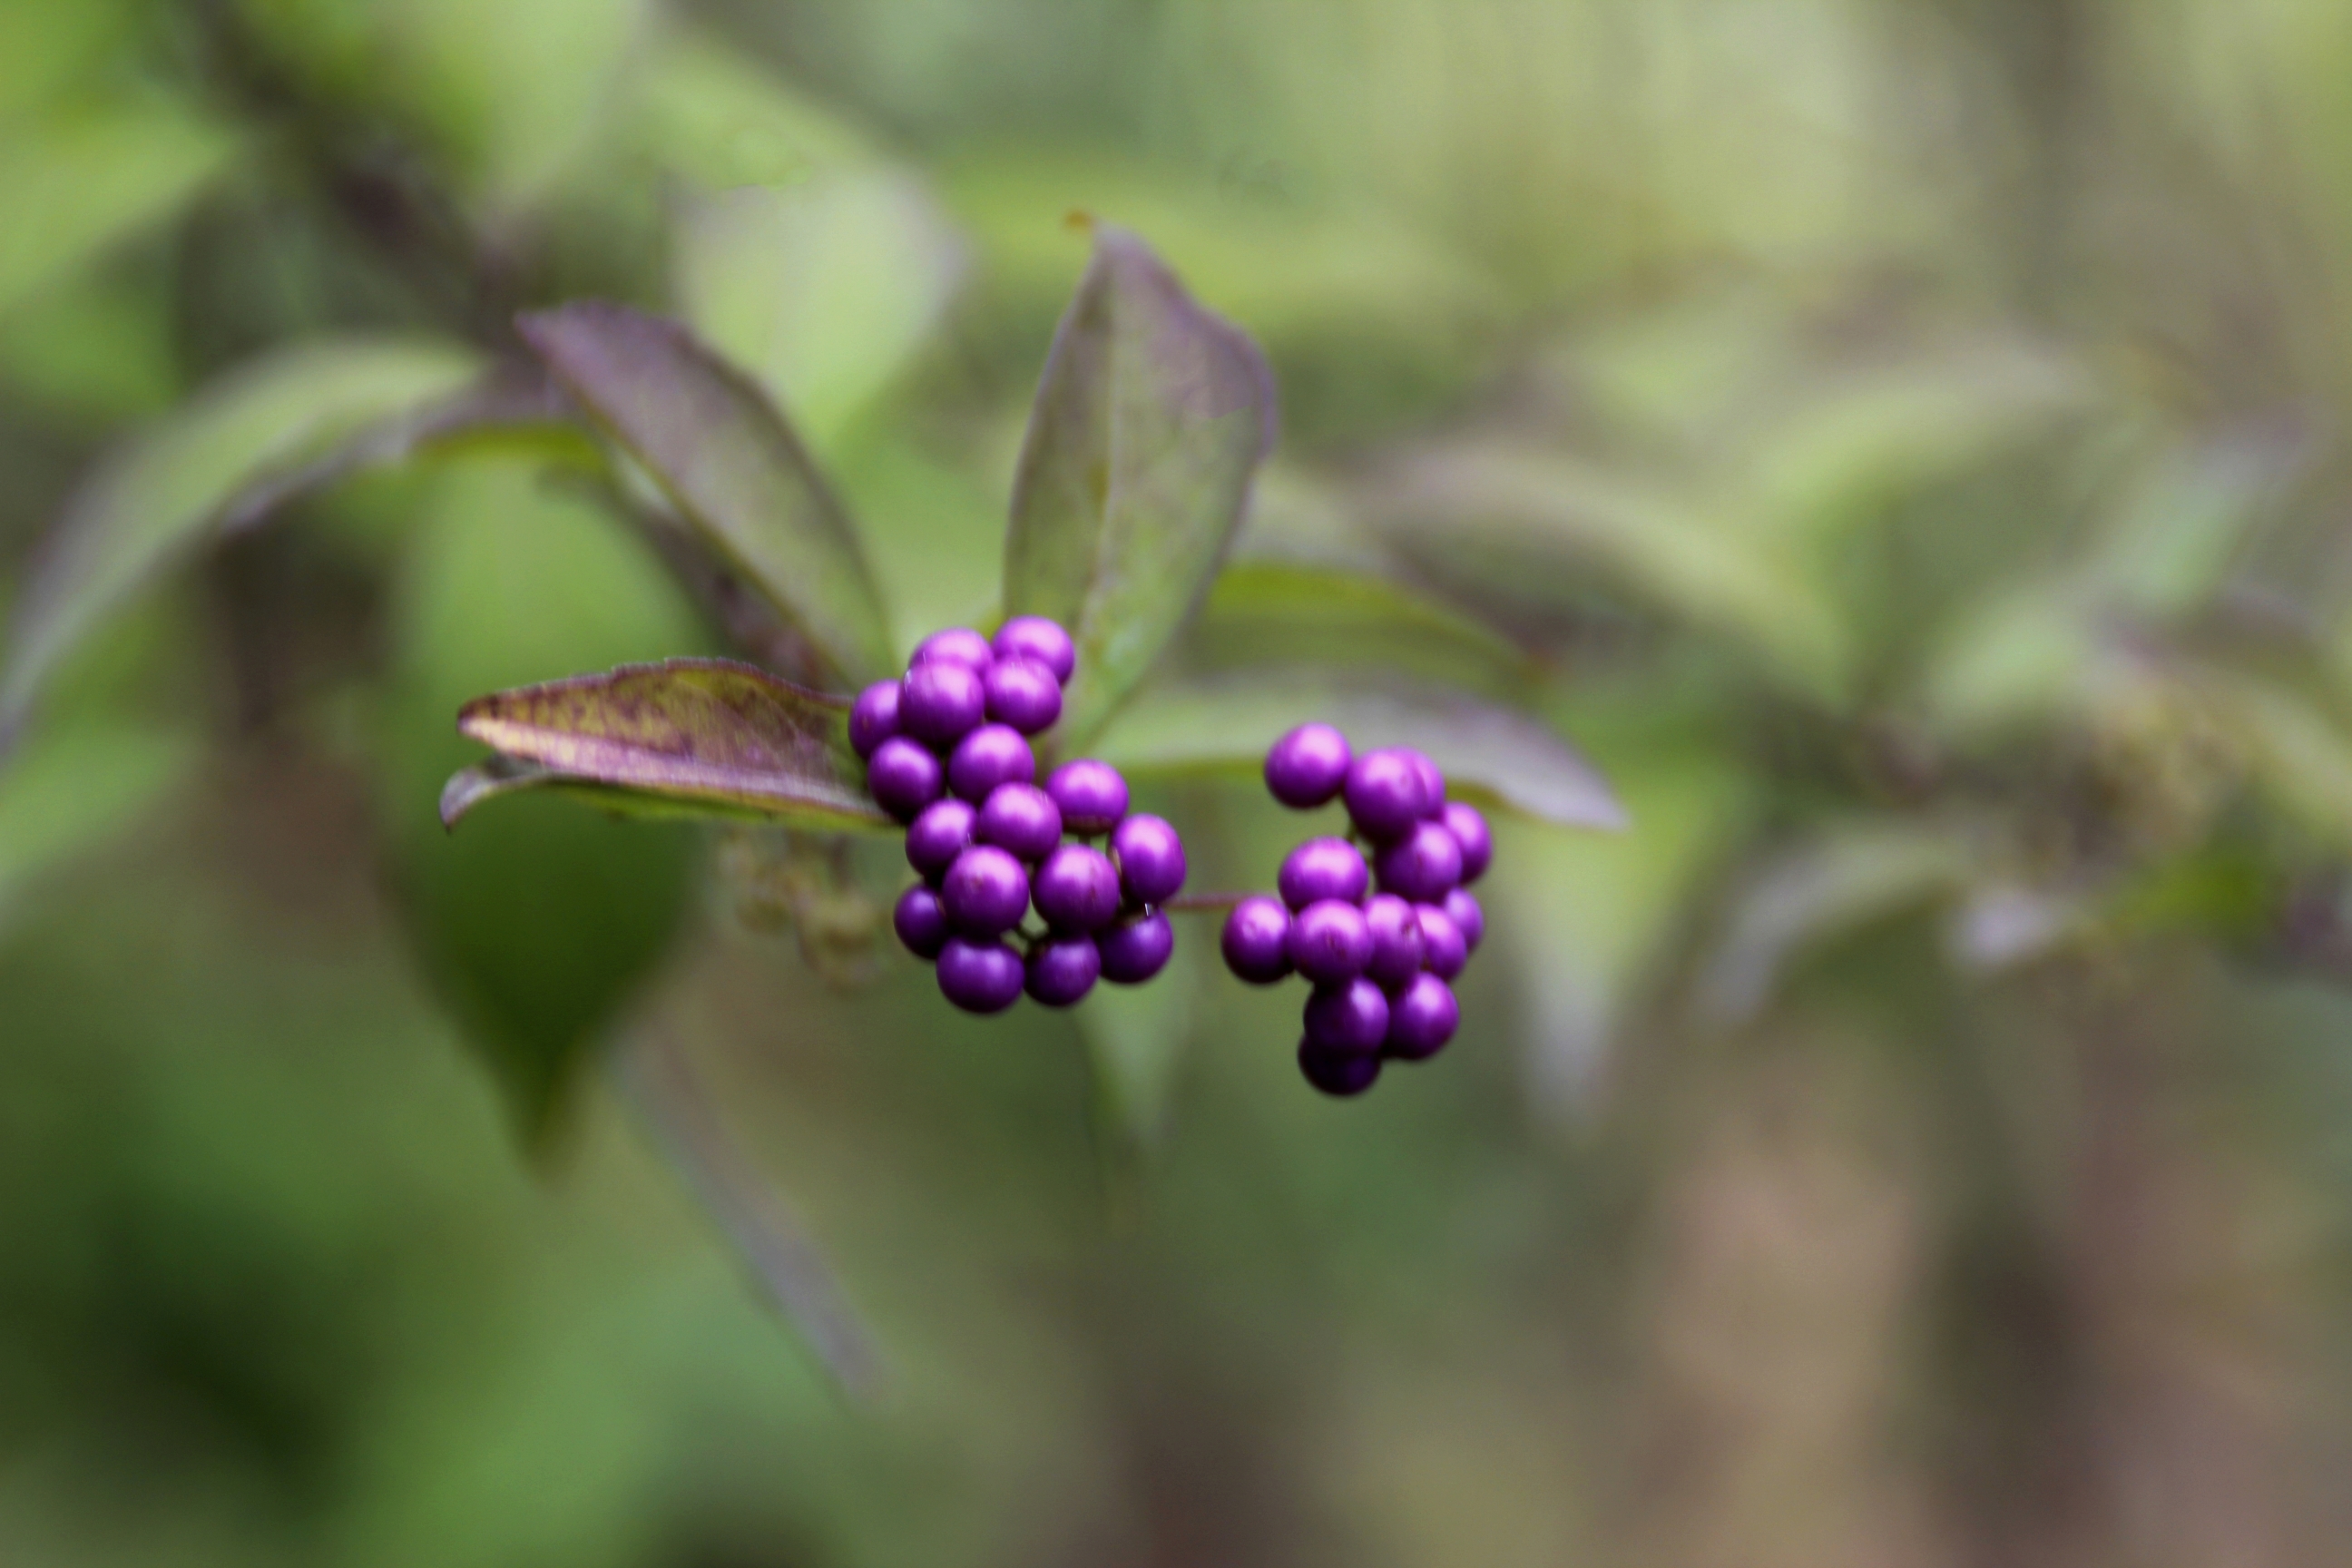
[
  {"x1": 1220, "y1": 724, "x2": 1491, "y2": 1098},
  {"x1": 851, "y1": 618, "x2": 1185, "y2": 1014}
]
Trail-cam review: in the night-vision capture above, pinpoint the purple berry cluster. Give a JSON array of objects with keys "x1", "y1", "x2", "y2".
[
  {"x1": 1220, "y1": 723, "x2": 1492, "y2": 1098},
  {"x1": 851, "y1": 618, "x2": 1185, "y2": 1015}
]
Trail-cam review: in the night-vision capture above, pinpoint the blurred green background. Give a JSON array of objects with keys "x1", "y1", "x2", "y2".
[{"x1": 12, "y1": 0, "x2": 2352, "y2": 1563}]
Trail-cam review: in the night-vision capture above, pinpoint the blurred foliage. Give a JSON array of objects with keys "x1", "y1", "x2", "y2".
[{"x1": 11, "y1": 0, "x2": 2352, "y2": 1563}]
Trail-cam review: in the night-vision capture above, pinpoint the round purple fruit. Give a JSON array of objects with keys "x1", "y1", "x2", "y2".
[
  {"x1": 1304, "y1": 977, "x2": 1390, "y2": 1054},
  {"x1": 867, "y1": 736, "x2": 944, "y2": 822},
  {"x1": 849, "y1": 681, "x2": 900, "y2": 760},
  {"x1": 893, "y1": 884, "x2": 951, "y2": 960},
  {"x1": 1384, "y1": 973, "x2": 1459, "y2": 1061},
  {"x1": 905, "y1": 798, "x2": 977, "y2": 883},
  {"x1": 1298, "y1": 1041, "x2": 1381, "y2": 1098},
  {"x1": 940, "y1": 845, "x2": 1030, "y2": 936},
  {"x1": 992, "y1": 616, "x2": 1075, "y2": 685},
  {"x1": 976, "y1": 782, "x2": 1063, "y2": 861},
  {"x1": 1343, "y1": 747, "x2": 1436, "y2": 842},
  {"x1": 1416, "y1": 902, "x2": 1467, "y2": 980},
  {"x1": 1288, "y1": 898, "x2": 1371, "y2": 985},
  {"x1": 1374, "y1": 819, "x2": 1464, "y2": 903},
  {"x1": 1443, "y1": 887, "x2": 1484, "y2": 953},
  {"x1": 1264, "y1": 722, "x2": 1352, "y2": 808},
  {"x1": 937, "y1": 936, "x2": 1024, "y2": 1014},
  {"x1": 1362, "y1": 893, "x2": 1426, "y2": 988},
  {"x1": 1278, "y1": 836, "x2": 1368, "y2": 911},
  {"x1": 1440, "y1": 801, "x2": 1492, "y2": 884},
  {"x1": 948, "y1": 723, "x2": 1035, "y2": 802},
  {"x1": 1033, "y1": 844, "x2": 1122, "y2": 933},
  {"x1": 1220, "y1": 896, "x2": 1293, "y2": 985},
  {"x1": 1045, "y1": 759, "x2": 1129, "y2": 836},
  {"x1": 984, "y1": 657, "x2": 1063, "y2": 735},
  {"x1": 1024, "y1": 935, "x2": 1102, "y2": 1007},
  {"x1": 912, "y1": 626, "x2": 995, "y2": 671},
  {"x1": 1111, "y1": 814, "x2": 1187, "y2": 906},
  {"x1": 1097, "y1": 911, "x2": 1174, "y2": 985},
  {"x1": 901, "y1": 660, "x2": 986, "y2": 749}
]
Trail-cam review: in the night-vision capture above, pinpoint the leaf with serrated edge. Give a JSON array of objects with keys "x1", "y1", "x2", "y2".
[
  {"x1": 1093, "y1": 673, "x2": 1625, "y2": 830},
  {"x1": 0, "y1": 339, "x2": 510, "y2": 755},
  {"x1": 455, "y1": 658, "x2": 891, "y2": 831},
  {"x1": 515, "y1": 301, "x2": 897, "y2": 690},
  {"x1": 1004, "y1": 222, "x2": 1278, "y2": 754}
]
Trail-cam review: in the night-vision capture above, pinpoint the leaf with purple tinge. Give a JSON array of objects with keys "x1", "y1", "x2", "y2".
[
  {"x1": 1093, "y1": 672, "x2": 1627, "y2": 831},
  {"x1": 1003, "y1": 221, "x2": 1278, "y2": 755},
  {"x1": 0, "y1": 340, "x2": 576, "y2": 758},
  {"x1": 448, "y1": 658, "x2": 893, "y2": 832},
  {"x1": 515, "y1": 301, "x2": 897, "y2": 691}
]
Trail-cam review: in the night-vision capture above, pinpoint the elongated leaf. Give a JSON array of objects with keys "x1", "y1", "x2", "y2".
[
  {"x1": 0, "y1": 102, "x2": 238, "y2": 317},
  {"x1": 1368, "y1": 443, "x2": 1849, "y2": 698},
  {"x1": 1093, "y1": 673, "x2": 1626, "y2": 829},
  {"x1": 675, "y1": 167, "x2": 966, "y2": 454},
  {"x1": 454, "y1": 658, "x2": 891, "y2": 833},
  {"x1": 1698, "y1": 819, "x2": 1976, "y2": 1023},
  {"x1": 379, "y1": 457, "x2": 710, "y2": 1141},
  {"x1": 0, "y1": 339, "x2": 508, "y2": 753},
  {"x1": 515, "y1": 301, "x2": 897, "y2": 690},
  {"x1": 1003, "y1": 223, "x2": 1278, "y2": 752}
]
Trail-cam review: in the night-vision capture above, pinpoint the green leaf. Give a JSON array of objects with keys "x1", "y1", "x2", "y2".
[
  {"x1": 1093, "y1": 673, "x2": 1626, "y2": 830},
  {"x1": 1492, "y1": 749, "x2": 1749, "y2": 1109},
  {"x1": 1697, "y1": 818, "x2": 1976, "y2": 1023},
  {"x1": 0, "y1": 718, "x2": 195, "y2": 936},
  {"x1": 674, "y1": 167, "x2": 966, "y2": 454},
  {"x1": 1368, "y1": 444, "x2": 1850, "y2": 699},
  {"x1": 451, "y1": 659, "x2": 891, "y2": 834},
  {"x1": 0, "y1": 101, "x2": 239, "y2": 318},
  {"x1": 1002, "y1": 222, "x2": 1279, "y2": 752},
  {"x1": 515, "y1": 301, "x2": 897, "y2": 690},
  {"x1": 0, "y1": 338, "x2": 504, "y2": 754},
  {"x1": 377, "y1": 456, "x2": 711, "y2": 1141}
]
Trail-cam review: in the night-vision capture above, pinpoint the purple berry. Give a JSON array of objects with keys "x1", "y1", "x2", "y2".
[
  {"x1": 849, "y1": 681, "x2": 900, "y2": 760},
  {"x1": 893, "y1": 884, "x2": 950, "y2": 960},
  {"x1": 1045, "y1": 759, "x2": 1129, "y2": 836},
  {"x1": 905, "y1": 798, "x2": 977, "y2": 883},
  {"x1": 1220, "y1": 896, "x2": 1293, "y2": 984},
  {"x1": 1033, "y1": 843, "x2": 1122, "y2": 932},
  {"x1": 937, "y1": 936, "x2": 1024, "y2": 1014},
  {"x1": 1298, "y1": 1040, "x2": 1382, "y2": 1098},
  {"x1": 992, "y1": 616, "x2": 1075, "y2": 686},
  {"x1": 900, "y1": 660, "x2": 986, "y2": 749},
  {"x1": 1278, "y1": 837, "x2": 1368, "y2": 911},
  {"x1": 1097, "y1": 911, "x2": 1174, "y2": 985},
  {"x1": 1443, "y1": 887, "x2": 1484, "y2": 953},
  {"x1": 940, "y1": 845, "x2": 1030, "y2": 936},
  {"x1": 912, "y1": 626, "x2": 995, "y2": 671},
  {"x1": 947, "y1": 723, "x2": 1035, "y2": 802},
  {"x1": 1402, "y1": 750, "x2": 1446, "y2": 817},
  {"x1": 1344, "y1": 747, "x2": 1435, "y2": 842},
  {"x1": 1288, "y1": 898, "x2": 1371, "y2": 985},
  {"x1": 976, "y1": 782, "x2": 1063, "y2": 861},
  {"x1": 1384, "y1": 973, "x2": 1459, "y2": 1060},
  {"x1": 1441, "y1": 801, "x2": 1492, "y2": 883},
  {"x1": 1363, "y1": 893, "x2": 1425, "y2": 988},
  {"x1": 1024, "y1": 935, "x2": 1101, "y2": 1007},
  {"x1": 867, "y1": 736, "x2": 944, "y2": 822},
  {"x1": 1416, "y1": 903, "x2": 1466, "y2": 979},
  {"x1": 1304, "y1": 977, "x2": 1390, "y2": 1053},
  {"x1": 1264, "y1": 722, "x2": 1353, "y2": 808},
  {"x1": 1375, "y1": 819, "x2": 1464, "y2": 902},
  {"x1": 1111, "y1": 814, "x2": 1186, "y2": 906},
  {"x1": 984, "y1": 656, "x2": 1063, "y2": 735}
]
